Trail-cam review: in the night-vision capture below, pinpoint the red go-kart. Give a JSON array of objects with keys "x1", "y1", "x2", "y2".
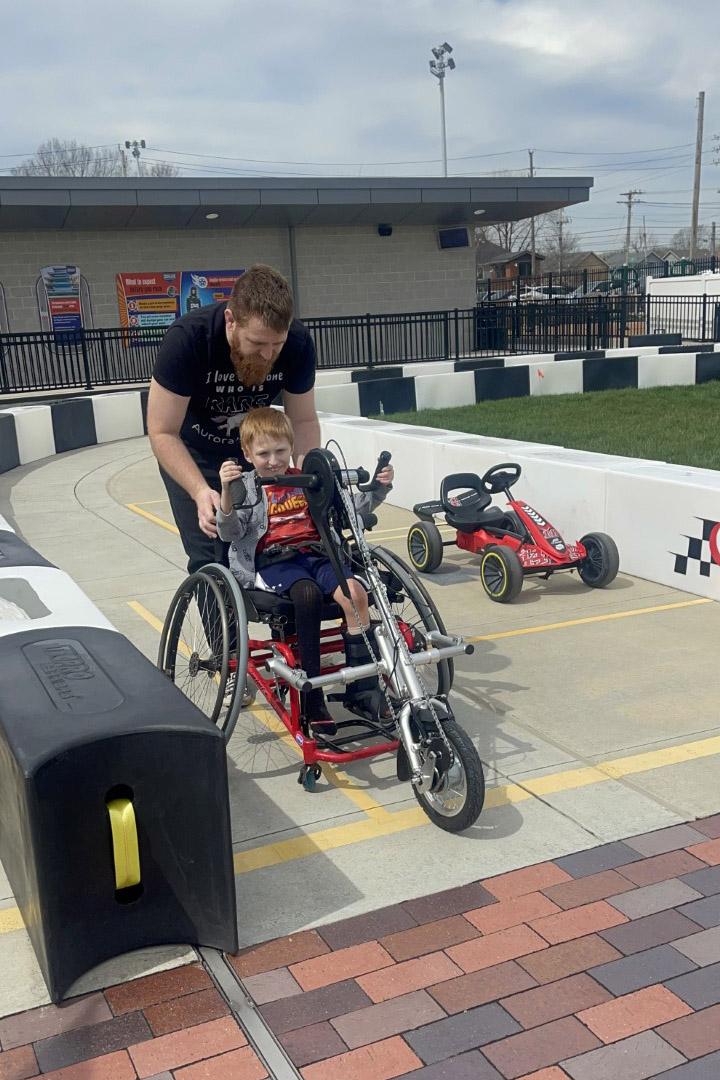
[{"x1": 407, "y1": 463, "x2": 619, "y2": 603}]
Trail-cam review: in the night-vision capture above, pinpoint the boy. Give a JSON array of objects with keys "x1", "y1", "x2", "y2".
[{"x1": 217, "y1": 408, "x2": 394, "y2": 736}]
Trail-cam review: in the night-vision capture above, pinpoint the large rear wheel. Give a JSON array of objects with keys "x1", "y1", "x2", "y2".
[
  {"x1": 158, "y1": 563, "x2": 248, "y2": 742},
  {"x1": 578, "y1": 532, "x2": 619, "y2": 588},
  {"x1": 407, "y1": 521, "x2": 444, "y2": 573}
]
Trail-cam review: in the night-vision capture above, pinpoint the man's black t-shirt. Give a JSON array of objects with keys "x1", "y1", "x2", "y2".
[{"x1": 152, "y1": 301, "x2": 316, "y2": 465}]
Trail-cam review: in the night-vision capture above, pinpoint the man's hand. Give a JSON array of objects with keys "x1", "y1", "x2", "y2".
[
  {"x1": 376, "y1": 465, "x2": 394, "y2": 486},
  {"x1": 195, "y1": 487, "x2": 222, "y2": 538}
]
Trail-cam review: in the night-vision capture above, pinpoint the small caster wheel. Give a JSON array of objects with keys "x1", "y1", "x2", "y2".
[{"x1": 298, "y1": 764, "x2": 322, "y2": 791}]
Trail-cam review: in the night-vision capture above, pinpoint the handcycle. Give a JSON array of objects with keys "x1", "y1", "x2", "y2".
[
  {"x1": 407, "y1": 462, "x2": 619, "y2": 603},
  {"x1": 158, "y1": 446, "x2": 485, "y2": 832}
]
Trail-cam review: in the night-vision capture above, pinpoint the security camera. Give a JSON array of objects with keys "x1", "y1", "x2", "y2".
[
  {"x1": 377, "y1": 224, "x2": 393, "y2": 237},
  {"x1": 431, "y1": 46, "x2": 442, "y2": 59}
]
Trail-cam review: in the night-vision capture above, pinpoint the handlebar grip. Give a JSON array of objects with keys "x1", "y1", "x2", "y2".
[
  {"x1": 226, "y1": 458, "x2": 248, "y2": 509},
  {"x1": 358, "y1": 450, "x2": 392, "y2": 492}
]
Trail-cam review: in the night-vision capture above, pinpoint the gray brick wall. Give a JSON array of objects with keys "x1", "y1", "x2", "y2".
[{"x1": 0, "y1": 224, "x2": 475, "y2": 331}]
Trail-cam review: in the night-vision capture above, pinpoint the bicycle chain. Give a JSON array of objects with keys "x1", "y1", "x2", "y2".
[{"x1": 335, "y1": 480, "x2": 454, "y2": 764}]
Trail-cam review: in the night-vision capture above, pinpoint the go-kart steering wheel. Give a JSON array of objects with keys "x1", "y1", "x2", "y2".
[{"x1": 480, "y1": 462, "x2": 522, "y2": 494}]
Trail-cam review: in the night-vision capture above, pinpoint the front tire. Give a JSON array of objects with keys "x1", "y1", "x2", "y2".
[
  {"x1": 407, "y1": 521, "x2": 444, "y2": 573},
  {"x1": 480, "y1": 545, "x2": 524, "y2": 603},
  {"x1": 578, "y1": 532, "x2": 619, "y2": 588},
  {"x1": 413, "y1": 719, "x2": 485, "y2": 832}
]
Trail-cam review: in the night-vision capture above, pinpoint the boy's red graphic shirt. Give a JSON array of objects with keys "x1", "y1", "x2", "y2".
[{"x1": 258, "y1": 468, "x2": 320, "y2": 552}]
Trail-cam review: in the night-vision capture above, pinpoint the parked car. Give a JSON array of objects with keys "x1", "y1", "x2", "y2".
[{"x1": 518, "y1": 285, "x2": 574, "y2": 302}]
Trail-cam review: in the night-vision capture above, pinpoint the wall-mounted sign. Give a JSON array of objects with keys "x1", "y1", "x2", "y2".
[
  {"x1": 117, "y1": 269, "x2": 243, "y2": 327},
  {"x1": 40, "y1": 265, "x2": 84, "y2": 332},
  {"x1": 116, "y1": 272, "x2": 181, "y2": 329}
]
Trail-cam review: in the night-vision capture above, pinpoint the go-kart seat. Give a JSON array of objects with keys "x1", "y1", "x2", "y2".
[{"x1": 440, "y1": 473, "x2": 507, "y2": 533}]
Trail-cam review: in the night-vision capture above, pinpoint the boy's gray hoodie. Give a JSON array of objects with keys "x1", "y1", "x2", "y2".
[{"x1": 216, "y1": 470, "x2": 391, "y2": 588}]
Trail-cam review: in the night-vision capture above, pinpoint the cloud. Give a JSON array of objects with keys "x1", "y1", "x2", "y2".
[{"x1": 2, "y1": 0, "x2": 719, "y2": 243}]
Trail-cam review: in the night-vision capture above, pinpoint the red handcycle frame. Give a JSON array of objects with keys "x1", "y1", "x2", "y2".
[{"x1": 231, "y1": 623, "x2": 400, "y2": 770}]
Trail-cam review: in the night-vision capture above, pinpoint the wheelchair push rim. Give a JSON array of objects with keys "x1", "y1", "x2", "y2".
[{"x1": 158, "y1": 563, "x2": 249, "y2": 742}]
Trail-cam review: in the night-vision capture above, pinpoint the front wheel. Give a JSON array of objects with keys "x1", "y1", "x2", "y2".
[
  {"x1": 414, "y1": 719, "x2": 485, "y2": 832},
  {"x1": 480, "y1": 545, "x2": 524, "y2": 603},
  {"x1": 578, "y1": 532, "x2": 619, "y2": 588}
]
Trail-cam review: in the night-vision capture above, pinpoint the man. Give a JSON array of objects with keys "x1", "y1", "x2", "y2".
[{"x1": 147, "y1": 264, "x2": 321, "y2": 573}]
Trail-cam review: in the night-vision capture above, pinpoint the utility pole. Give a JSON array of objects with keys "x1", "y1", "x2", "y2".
[
  {"x1": 711, "y1": 221, "x2": 716, "y2": 258},
  {"x1": 689, "y1": 91, "x2": 705, "y2": 260},
  {"x1": 556, "y1": 211, "x2": 570, "y2": 273},
  {"x1": 117, "y1": 143, "x2": 129, "y2": 177},
  {"x1": 124, "y1": 139, "x2": 146, "y2": 177},
  {"x1": 618, "y1": 190, "x2": 644, "y2": 264},
  {"x1": 528, "y1": 149, "x2": 536, "y2": 278}
]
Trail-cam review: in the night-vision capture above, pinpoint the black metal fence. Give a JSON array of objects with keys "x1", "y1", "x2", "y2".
[
  {"x1": 0, "y1": 297, "x2": 718, "y2": 395},
  {"x1": 479, "y1": 257, "x2": 719, "y2": 301}
]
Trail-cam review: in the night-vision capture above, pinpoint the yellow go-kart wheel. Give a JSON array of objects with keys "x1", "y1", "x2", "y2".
[
  {"x1": 480, "y1": 545, "x2": 524, "y2": 603},
  {"x1": 407, "y1": 521, "x2": 444, "y2": 574}
]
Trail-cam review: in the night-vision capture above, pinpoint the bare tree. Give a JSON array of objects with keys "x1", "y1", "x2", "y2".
[
  {"x1": 144, "y1": 161, "x2": 180, "y2": 177},
  {"x1": 629, "y1": 230, "x2": 660, "y2": 259},
  {"x1": 537, "y1": 211, "x2": 580, "y2": 272},
  {"x1": 11, "y1": 139, "x2": 178, "y2": 178},
  {"x1": 670, "y1": 225, "x2": 710, "y2": 255},
  {"x1": 476, "y1": 219, "x2": 534, "y2": 254}
]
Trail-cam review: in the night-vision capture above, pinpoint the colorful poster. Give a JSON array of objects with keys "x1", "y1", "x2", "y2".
[
  {"x1": 116, "y1": 269, "x2": 244, "y2": 327},
  {"x1": 116, "y1": 272, "x2": 181, "y2": 329},
  {"x1": 40, "y1": 265, "x2": 84, "y2": 332},
  {"x1": 180, "y1": 270, "x2": 243, "y2": 315}
]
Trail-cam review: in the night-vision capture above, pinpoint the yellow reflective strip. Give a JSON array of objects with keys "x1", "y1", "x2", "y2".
[{"x1": 107, "y1": 798, "x2": 141, "y2": 890}]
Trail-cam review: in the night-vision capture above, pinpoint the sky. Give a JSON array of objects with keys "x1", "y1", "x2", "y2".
[{"x1": 2, "y1": 0, "x2": 720, "y2": 252}]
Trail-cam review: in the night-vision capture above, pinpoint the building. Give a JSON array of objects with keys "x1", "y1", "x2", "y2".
[{"x1": 0, "y1": 175, "x2": 593, "y2": 331}]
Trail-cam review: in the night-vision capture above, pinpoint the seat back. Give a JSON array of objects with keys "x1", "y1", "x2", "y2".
[{"x1": 440, "y1": 473, "x2": 491, "y2": 516}]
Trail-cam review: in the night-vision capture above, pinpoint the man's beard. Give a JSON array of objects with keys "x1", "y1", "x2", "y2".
[{"x1": 230, "y1": 339, "x2": 277, "y2": 388}]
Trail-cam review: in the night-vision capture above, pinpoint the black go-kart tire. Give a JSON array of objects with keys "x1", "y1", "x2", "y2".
[
  {"x1": 578, "y1": 532, "x2": 620, "y2": 589},
  {"x1": 413, "y1": 719, "x2": 485, "y2": 832},
  {"x1": 407, "y1": 521, "x2": 444, "y2": 574},
  {"x1": 480, "y1": 545, "x2": 524, "y2": 603}
]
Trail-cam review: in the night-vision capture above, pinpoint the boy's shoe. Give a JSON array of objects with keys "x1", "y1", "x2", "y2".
[
  {"x1": 223, "y1": 671, "x2": 254, "y2": 708},
  {"x1": 223, "y1": 670, "x2": 236, "y2": 707},
  {"x1": 305, "y1": 689, "x2": 337, "y2": 737}
]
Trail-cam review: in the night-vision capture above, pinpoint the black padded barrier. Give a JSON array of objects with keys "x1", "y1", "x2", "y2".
[
  {"x1": 0, "y1": 529, "x2": 55, "y2": 569},
  {"x1": 358, "y1": 376, "x2": 417, "y2": 416},
  {"x1": 474, "y1": 365, "x2": 530, "y2": 402},
  {"x1": 628, "y1": 333, "x2": 681, "y2": 347},
  {"x1": 50, "y1": 398, "x2": 98, "y2": 453},
  {"x1": 0, "y1": 413, "x2": 20, "y2": 474},
  {"x1": 0, "y1": 624, "x2": 238, "y2": 1003}
]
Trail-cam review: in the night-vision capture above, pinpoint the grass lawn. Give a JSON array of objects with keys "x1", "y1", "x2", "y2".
[{"x1": 373, "y1": 382, "x2": 720, "y2": 471}]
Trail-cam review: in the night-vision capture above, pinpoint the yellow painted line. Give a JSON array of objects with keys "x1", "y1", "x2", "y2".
[
  {"x1": 370, "y1": 524, "x2": 455, "y2": 540},
  {"x1": 0, "y1": 908, "x2": 24, "y2": 934},
  {"x1": 234, "y1": 805, "x2": 426, "y2": 873},
  {"x1": 128, "y1": 600, "x2": 166, "y2": 634},
  {"x1": 2, "y1": 728, "x2": 720, "y2": 924},
  {"x1": 468, "y1": 597, "x2": 712, "y2": 643},
  {"x1": 232, "y1": 731, "x2": 720, "y2": 874},
  {"x1": 126, "y1": 503, "x2": 179, "y2": 534}
]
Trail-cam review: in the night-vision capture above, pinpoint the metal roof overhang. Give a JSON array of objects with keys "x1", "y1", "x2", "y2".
[{"x1": 0, "y1": 176, "x2": 593, "y2": 231}]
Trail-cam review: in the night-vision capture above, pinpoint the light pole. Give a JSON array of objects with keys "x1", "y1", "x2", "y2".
[
  {"x1": 429, "y1": 43, "x2": 455, "y2": 177},
  {"x1": 124, "y1": 139, "x2": 146, "y2": 177}
]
